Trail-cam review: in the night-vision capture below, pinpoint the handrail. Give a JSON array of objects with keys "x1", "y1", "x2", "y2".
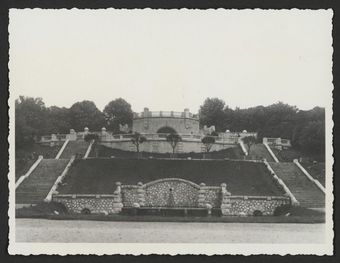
[
  {"x1": 263, "y1": 142, "x2": 279, "y2": 163},
  {"x1": 264, "y1": 160, "x2": 299, "y2": 206},
  {"x1": 83, "y1": 140, "x2": 94, "y2": 159},
  {"x1": 238, "y1": 140, "x2": 248, "y2": 156},
  {"x1": 45, "y1": 156, "x2": 76, "y2": 202},
  {"x1": 293, "y1": 159, "x2": 325, "y2": 194},
  {"x1": 55, "y1": 139, "x2": 69, "y2": 159},
  {"x1": 16, "y1": 155, "x2": 43, "y2": 189}
]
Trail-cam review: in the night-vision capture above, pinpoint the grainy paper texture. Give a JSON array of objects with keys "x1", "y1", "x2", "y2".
[{"x1": 8, "y1": 8, "x2": 333, "y2": 255}]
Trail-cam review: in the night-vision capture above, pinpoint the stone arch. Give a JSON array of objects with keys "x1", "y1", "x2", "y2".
[
  {"x1": 157, "y1": 126, "x2": 177, "y2": 134},
  {"x1": 143, "y1": 178, "x2": 200, "y2": 207}
]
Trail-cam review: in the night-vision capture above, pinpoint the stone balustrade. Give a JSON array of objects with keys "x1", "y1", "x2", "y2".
[
  {"x1": 133, "y1": 109, "x2": 198, "y2": 119},
  {"x1": 263, "y1": 137, "x2": 292, "y2": 149}
]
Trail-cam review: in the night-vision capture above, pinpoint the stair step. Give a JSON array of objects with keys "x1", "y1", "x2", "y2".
[
  {"x1": 16, "y1": 159, "x2": 69, "y2": 204},
  {"x1": 269, "y1": 162, "x2": 325, "y2": 208}
]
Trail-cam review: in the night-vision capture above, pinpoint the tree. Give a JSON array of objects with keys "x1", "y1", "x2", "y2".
[
  {"x1": 46, "y1": 106, "x2": 71, "y2": 134},
  {"x1": 201, "y1": 136, "x2": 216, "y2": 159},
  {"x1": 166, "y1": 133, "x2": 182, "y2": 158},
  {"x1": 103, "y1": 98, "x2": 133, "y2": 133},
  {"x1": 296, "y1": 120, "x2": 325, "y2": 155},
  {"x1": 131, "y1": 132, "x2": 147, "y2": 158},
  {"x1": 69, "y1": 101, "x2": 106, "y2": 131},
  {"x1": 199, "y1": 98, "x2": 226, "y2": 132},
  {"x1": 242, "y1": 136, "x2": 256, "y2": 153},
  {"x1": 15, "y1": 96, "x2": 48, "y2": 148}
]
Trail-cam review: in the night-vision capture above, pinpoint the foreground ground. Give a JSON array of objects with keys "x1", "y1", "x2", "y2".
[{"x1": 16, "y1": 219, "x2": 325, "y2": 243}]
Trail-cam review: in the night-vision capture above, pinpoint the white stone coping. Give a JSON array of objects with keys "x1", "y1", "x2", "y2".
[
  {"x1": 53, "y1": 194, "x2": 117, "y2": 199},
  {"x1": 263, "y1": 160, "x2": 300, "y2": 206},
  {"x1": 293, "y1": 159, "x2": 325, "y2": 194},
  {"x1": 55, "y1": 139, "x2": 69, "y2": 159},
  {"x1": 120, "y1": 178, "x2": 224, "y2": 191},
  {"x1": 15, "y1": 155, "x2": 43, "y2": 189},
  {"x1": 228, "y1": 195, "x2": 290, "y2": 201},
  {"x1": 45, "y1": 156, "x2": 75, "y2": 202},
  {"x1": 83, "y1": 139, "x2": 94, "y2": 159},
  {"x1": 238, "y1": 140, "x2": 248, "y2": 156},
  {"x1": 53, "y1": 194, "x2": 288, "y2": 202},
  {"x1": 263, "y1": 142, "x2": 279, "y2": 163}
]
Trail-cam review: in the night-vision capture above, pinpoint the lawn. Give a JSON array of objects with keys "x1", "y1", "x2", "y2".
[
  {"x1": 90, "y1": 144, "x2": 244, "y2": 159},
  {"x1": 58, "y1": 158, "x2": 283, "y2": 196}
]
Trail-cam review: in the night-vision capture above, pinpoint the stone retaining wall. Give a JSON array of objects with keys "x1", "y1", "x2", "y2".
[
  {"x1": 222, "y1": 196, "x2": 290, "y2": 216},
  {"x1": 53, "y1": 195, "x2": 122, "y2": 214},
  {"x1": 52, "y1": 182, "x2": 123, "y2": 214},
  {"x1": 53, "y1": 178, "x2": 289, "y2": 216}
]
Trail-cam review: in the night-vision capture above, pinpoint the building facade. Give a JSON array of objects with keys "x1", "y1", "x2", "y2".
[{"x1": 132, "y1": 108, "x2": 200, "y2": 135}]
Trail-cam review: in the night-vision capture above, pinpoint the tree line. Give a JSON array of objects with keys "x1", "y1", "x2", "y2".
[
  {"x1": 15, "y1": 96, "x2": 325, "y2": 154},
  {"x1": 15, "y1": 96, "x2": 133, "y2": 148},
  {"x1": 199, "y1": 98, "x2": 325, "y2": 154}
]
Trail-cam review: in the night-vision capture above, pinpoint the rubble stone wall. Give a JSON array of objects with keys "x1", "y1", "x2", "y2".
[
  {"x1": 52, "y1": 194, "x2": 122, "y2": 214},
  {"x1": 222, "y1": 196, "x2": 290, "y2": 216}
]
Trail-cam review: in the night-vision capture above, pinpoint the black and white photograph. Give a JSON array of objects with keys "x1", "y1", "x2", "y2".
[{"x1": 7, "y1": 8, "x2": 333, "y2": 255}]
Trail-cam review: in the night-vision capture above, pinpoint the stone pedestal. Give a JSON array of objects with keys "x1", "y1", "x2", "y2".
[
  {"x1": 198, "y1": 183, "x2": 207, "y2": 207},
  {"x1": 112, "y1": 182, "x2": 123, "y2": 213},
  {"x1": 220, "y1": 183, "x2": 232, "y2": 216},
  {"x1": 137, "y1": 182, "x2": 146, "y2": 206}
]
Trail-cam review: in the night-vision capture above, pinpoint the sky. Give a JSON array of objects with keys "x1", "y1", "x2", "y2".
[{"x1": 9, "y1": 9, "x2": 333, "y2": 113}]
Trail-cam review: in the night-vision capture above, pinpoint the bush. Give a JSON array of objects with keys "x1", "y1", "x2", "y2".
[
  {"x1": 81, "y1": 208, "x2": 91, "y2": 214},
  {"x1": 253, "y1": 210, "x2": 263, "y2": 216},
  {"x1": 84, "y1": 133, "x2": 99, "y2": 143},
  {"x1": 273, "y1": 204, "x2": 291, "y2": 216}
]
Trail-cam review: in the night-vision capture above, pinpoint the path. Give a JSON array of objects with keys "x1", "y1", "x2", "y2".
[{"x1": 16, "y1": 219, "x2": 325, "y2": 243}]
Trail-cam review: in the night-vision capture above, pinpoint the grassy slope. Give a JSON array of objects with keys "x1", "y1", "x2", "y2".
[
  {"x1": 90, "y1": 144, "x2": 244, "y2": 159},
  {"x1": 15, "y1": 143, "x2": 62, "y2": 181},
  {"x1": 58, "y1": 158, "x2": 283, "y2": 196}
]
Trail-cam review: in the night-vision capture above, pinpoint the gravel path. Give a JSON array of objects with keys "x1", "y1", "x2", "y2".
[{"x1": 16, "y1": 219, "x2": 325, "y2": 243}]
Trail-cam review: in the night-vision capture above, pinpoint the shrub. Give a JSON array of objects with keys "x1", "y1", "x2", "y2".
[
  {"x1": 273, "y1": 204, "x2": 291, "y2": 216},
  {"x1": 81, "y1": 208, "x2": 91, "y2": 214},
  {"x1": 253, "y1": 210, "x2": 263, "y2": 216},
  {"x1": 84, "y1": 133, "x2": 99, "y2": 143}
]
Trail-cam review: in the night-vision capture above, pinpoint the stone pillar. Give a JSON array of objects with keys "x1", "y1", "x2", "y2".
[
  {"x1": 143, "y1": 107, "x2": 149, "y2": 117},
  {"x1": 51, "y1": 134, "x2": 57, "y2": 141},
  {"x1": 101, "y1": 127, "x2": 107, "y2": 140},
  {"x1": 68, "y1": 129, "x2": 77, "y2": 141},
  {"x1": 184, "y1": 108, "x2": 190, "y2": 118},
  {"x1": 220, "y1": 183, "x2": 232, "y2": 216},
  {"x1": 143, "y1": 108, "x2": 149, "y2": 129},
  {"x1": 112, "y1": 182, "x2": 123, "y2": 213},
  {"x1": 137, "y1": 182, "x2": 146, "y2": 206},
  {"x1": 198, "y1": 183, "x2": 207, "y2": 207}
]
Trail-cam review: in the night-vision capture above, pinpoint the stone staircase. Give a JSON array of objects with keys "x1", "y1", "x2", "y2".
[
  {"x1": 16, "y1": 159, "x2": 69, "y2": 204},
  {"x1": 248, "y1": 144, "x2": 275, "y2": 162},
  {"x1": 59, "y1": 140, "x2": 89, "y2": 159},
  {"x1": 269, "y1": 162, "x2": 325, "y2": 208}
]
